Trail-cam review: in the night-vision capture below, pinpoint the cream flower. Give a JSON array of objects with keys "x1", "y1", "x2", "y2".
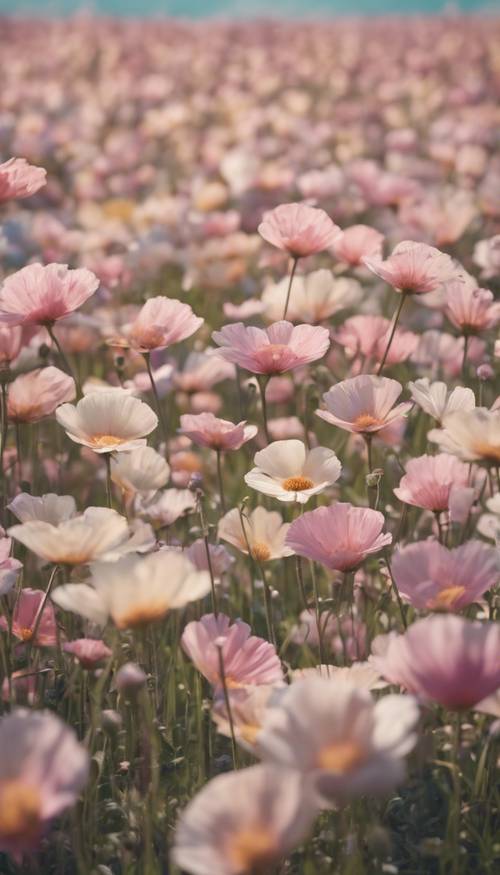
[
  {"x1": 52, "y1": 551, "x2": 211, "y2": 629},
  {"x1": 218, "y1": 506, "x2": 293, "y2": 562},
  {"x1": 56, "y1": 391, "x2": 158, "y2": 454},
  {"x1": 111, "y1": 447, "x2": 170, "y2": 497},
  {"x1": 408, "y1": 378, "x2": 475, "y2": 424},
  {"x1": 7, "y1": 493, "x2": 77, "y2": 525},
  {"x1": 244, "y1": 440, "x2": 341, "y2": 504},
  {"x1": 261, "y1": 269, "x2": 361, "y2": 324},
  {"x1": 428, "y1": 408, "x2": 500, "y2": 464}
]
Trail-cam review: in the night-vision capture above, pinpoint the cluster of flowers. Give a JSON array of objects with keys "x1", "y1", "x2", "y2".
[{"x1": 0, "y1": 12, "x2": 498, "y2": 875}]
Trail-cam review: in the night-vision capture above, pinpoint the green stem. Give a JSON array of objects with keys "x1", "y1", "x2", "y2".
[
  {"x1": 377, "y1": 292, "x2": 407, "y2": 375},
  {"x1": 283, "y1": 256, "x2": 300, "y2": 320},
  {"x1": 461, "y1": 334, "x2": 469, "y2": 382},
  {"x1": 104, "y1": 453, "x2": 113, "y2": 508},
  {"x1": 144, "y1": 352, "x2": 169, "y2": 461},
  {"x1": 383, "y1": 551, "x2": 407, "y2": 630},
  {"x1": 47, "y1": 323, "x2": 82, "y2": 397},
  {"x1": 257, "y1": 375, "x2": 270, "y2": 444},
  {"x1": 216, "y1": 644, "x2": 239, "y2": 769},
  {"x1": 215, "y1": 449, "x2": 226, "y2": 514}
]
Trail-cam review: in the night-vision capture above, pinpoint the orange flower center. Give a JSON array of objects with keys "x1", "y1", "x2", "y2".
[
  {"x1": 238, "y1": 722, "x2": 262, "y2": 745},
  {"x1": 89, "y1": 434, "x2": 128, "y2": 448},
  {"x1": 114, "y1": 602, "x2": 169, "y2": 629},
  {"x1": 251, "y1": 542, "x2": 272, "y2": 562},
  {"x1": 129, "y1": 326, "x2": 165, "y2": 350},
  {"x1": 282, "y1": 476, "x2": 314, "y2": 491},
  {"x1": 472, "y1": 441, "x2": 500, "y2": 463},
  {"x1": 316, "y1": 739, "x2": 366, "y2": 773},
  {"x1": 353, "y1": 413, "x2": 383, "y2": 431},
  {"x1": 429, "y1": 585, "x2": 466, "y2": 610},
  {"x1": 19, "y1": 627, "x2": 34, "y2": 642},
  {"x1": 0, "y1": 781, "x2": 42, "y2": 844},
  {"x1": 227, "y1": 825, "x2": 277, "y2": 872}
]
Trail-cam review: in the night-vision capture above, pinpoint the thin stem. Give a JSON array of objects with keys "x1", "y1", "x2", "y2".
[
  {"x1": 310, "y1": 561, "x2": 326, "y2": 667},
  {"x1": 257, "y1": 561, "x2": 277, "y2": 648},
  {"x1": 257, "y1": 375, "x2": 270, "y2": 444},
  {"x1": 215, "y1": 449, "x2": 226, "y2": 514},
  {"x1": 144, "y1": 353, "x2": 169, "y2": 461},
  {"x1": 204, "y1": 533, "x2": 218, "y2": 617},
  {"x1": 216, "y1": 644, "x2": 239, "y2": 769},
  {"x1": 0, "y1": 380, "x2": 8, "y2": 486},
  {"x1": 461, "y1": 334, "x2": 469, "y2": 382},
  {"x1": 104, "y1": 453, "x2": 113, "y2": 508},
  {"x1": 283, "y1": 256, "x2": 300, "y2": 320},
  {"x1": 29, "y1": 564, "x2": 60, "y2": 650},
  {"x1": 376, "y1": 292, "x2": 407, "y2": 375},
  {"x1": 383, "y1": 551, "x2": 407, "y2": 629},
  {"x1": 47, "y1": 323, "x2": 82, "y2": 397}
]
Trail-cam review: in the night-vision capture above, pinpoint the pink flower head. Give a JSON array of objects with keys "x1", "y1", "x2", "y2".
[
  {"x1": 286, "y1": 503, "x2": 392, "y2": 571},
  {"x1": 331, "y1": 224, "x2": 384, "y2": 267},
  {"x1": 0, "y1": 157, "x2": 46, "y2": 202},
  {"x1": 316, "y1": 375, "x2": 411, "y2": 435},
  {"x1": 391, "y1": 540, "x2": 499, "y2": 612},
  {"x1": 181, "y1": 613, "x2": 284, "y2": 690},
  {"x1": 363, "y1": 241, "x2": 456, "y2": 295},
  {"x1": 8, "y1": 367, "x2": 75, "y2": 424},
  {"x1": 179, "y1": 413, "x2": 257, "y2": 451},
  {"x1": 212, "y1": 321, "x2": 330, "y2": 375},
  {"x1": 335, "y1": 316, "x2": 419, "y2": 367},
  {"x1": 126, "y1": 296, "x2": 203, "y2": 352},
  {"x1": 393, "y1": 453, "x2": 471, "y2": 512},
  {"x1": 0, "y1": 588, "x2": 58, "y2": 648},
  {"x1": 446, "y1": 279, "x2": 500, "y2": 334},
  {"x1": 0, "y1": 263, "x2": 99, "y2": 327},
  {"x1": 371, "y1": 615, "x2": 500, "y2": 710},
  {"x1": 0, "y1": 325, "x2": 24, "y2": 366},
  {"x1": 258, "y1": 202, "x2": 341, "y2": 258},
  {"x1": 63, "y1": 639, "x2": 112, "y2": 669},
  {"x1": 0, "y1": 709, "x2": 88, "y2": 857}
]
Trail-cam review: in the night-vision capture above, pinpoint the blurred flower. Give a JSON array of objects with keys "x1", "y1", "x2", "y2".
[
  {"x1": 218, "y1": 506, "x2": 292, "y2": 562},
  {"x1": 0, "y1": 588, "x2": 57, "y2": 648},
  {"x1": 8, "y1": 367, "x2": 75, "y2": 423},
  {"x1": 0, "y1": 157, "x2": 46, "y2": 202},
  {"x1": 179, "y1": 413, "x2": 257, "y2": 451},
  {"x1": 258, "y1": 202, "x2": 340, "y2": 257},
  {"x1": 63, "y1": 639, "x2": 112, "y2": 669},
  {"x1": 428, "y1": 408, "x2": 500, "y2": 464},
  {"x1": 408, "y1": 378, "x2": 475, "y2": 423}
]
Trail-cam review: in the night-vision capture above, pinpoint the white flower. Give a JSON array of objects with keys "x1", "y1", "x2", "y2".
[
  {"x1": 7, "y1": 493, "x2": 77, "y2": 525},
  {"x1": 111, "y1": 446, "x2": 170, "y2": 496},
  {"x1": 477, "y1": 493, "x2": 500, "y2": 544},
  {"x1": 52, "y1": 551, "x2": 211, "y2": 629},
  {"x1": 244, "y1": 440, "x2": 341, "y2": 504},
  {"x1": 257, "y1": 678, "x2": 419, "y2": 805},
  {"x1": 292, "y1": 662, "x2": 387, "y2": 690},
  {"x1": 429, "y1": 408, "x2": 500, "y2": 463},
  {"x1": 261, "y1": 269, "x2": 361, "y2": 324},
  {"x1": 218, "y1": 506, "x2": 293, "y2": 562},
  {"x1": 56, "y1": 391, "x2": 158, "y2": 454},
  {"x1": 408, "y1": 378, "x2": 475, "y2": 424},
  {"x1": 136, "y1": 488, "x2": 197, "y2": 526}
]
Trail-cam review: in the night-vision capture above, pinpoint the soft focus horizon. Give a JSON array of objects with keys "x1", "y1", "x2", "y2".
[{"x1": 2, "y1": 0, "x2": 497, "y2": 17}]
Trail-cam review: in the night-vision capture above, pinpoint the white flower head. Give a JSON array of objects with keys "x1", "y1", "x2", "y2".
[
  {"x1": 56, "y1": 391, "x2": 158, "y2": 454},
  {"x1": 244, "y1": 440, "x2": 341, "y2": 504}
]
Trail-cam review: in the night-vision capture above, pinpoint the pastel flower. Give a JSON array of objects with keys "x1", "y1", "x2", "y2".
[
  {"x1": 218, "y1": 506, "x2": 293, "y2": 562},
  {"x1": 245, "y1": 440, "x2": 341, "y2": 504},
  {"x1": 0, "y1": 709, "x2": 88, "y2": 858},
  {"x1": 179, "y1": 413, "x2": 257, "y2": 451},
  {"x1": 316, "y1": 375, "x2": 411, "y2": 435},
  {"x1": 0, "y1": 324, "x2": 24, "y2": 366},
  {"x1": 136, "y1": 488, "x2": 197, "y2": 527},
  {"x1": 0, "y1": 535, "x2": 22, "y2": 596},
  {"x1": 174, "y1": 351, "x2": 235, "y2": 393},
  {"x1": 53, "y1": 552, "x2": 211, "y2": 630},
  {"x1": 335, "y1": 316, "x2": 419, "y2": 367},
  {"x1": 181, "y1": 613, "x2": 284, "y2": 690},
  {"x1": 56, "y1": 391, "x2": 158, "y2": 454},
  {"x1": 0, "y1": 263, "x2": 99, "y2": 327},
  {"x1": 473, "y1": 234, "x2": 500, "y2": 280},
  {"x1": 371, "y1": 616, "x2": 500, "y2": 710},
  {"x1": 331, "y1": 224, "x2": 384, "y2": 267},
  {"x1": 257, "y1": 678, "x2": 419, "y2": 804},
  {"x1": 0, "y1": 589, "x2": 57, "y2": 648},
  {"x1": 428, "y1": 408, "x2": 500, "y2": 464},
  {"x1": 408, "y1": 378, "x2": 476, "y2": 423},
  {"x1": 125, "y1": 296, "x2": 203, "y2": 352},
  {"x1": 63, "y1": 639, "x2": 112, "y2": 669},
  {"x1": 111, "y1": 447, "x2": 170, "y2": 497},
  {"x1": 183, "y1": 540, "x2": 234, "y2": 581},
  {"x1": 212, "y1": 685, "x2": 281, "y2": 750},
  {"x1": 261, "y1": 269, "x2": 361, "y2": 324},
  {"x1": 477, "y1": 493, "x2": 500, "y2": 543},
  {"x1": 446, "y1": 279, "x2": 500, "y2": 334},
  {"x1": 7, "y1": 493, "x2": 77, "y2": 525},
  {"x1": 7, "y1": 367, "x2": 75, "y2": 424},
  {"x1": 258, "y1": 202, "x2": 340, "y2": 258},
  {"x1": 292, "y1": 662, "x2": 386, "y2": 690},
  {"x1": 212, "y1": 321, "x2": 330, "y2": 375},
  {"x1": 0, "y1": 157, "x2": 47, "y2": 202},
  {"x1": 363, "y1": 240, "x2": 456, "y2": 295},
  {"x1": 286, "y1": 503, "x2": 392, "y2": 571},
  {"x1": 391, "y1": 540, "x2": 499, "y2": 611},
  {"x1": 172, "y1": 764, "x2": 316, "y2": 875},
  {"x1": 393, "y1": 454, "x2": 471, "y2": 512},
  {"x1": 290, "y1": 609, "x2": 368, "y2": 660}
]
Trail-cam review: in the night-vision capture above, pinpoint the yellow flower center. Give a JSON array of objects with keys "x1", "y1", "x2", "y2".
[
  {"x1": 316, "y1": 739, "x2": 366, "y2": 773},
  {"x1": 429, "y1": 585, "x2": 466, "y2": 610},
  {"x1": 114, "y1": 602, "x2": 169, "y2": 629},
  {"x1": 19, "y1": 627, "x2": 34, "y2": 642},
  {"x1": 238, "y1": 722, "x2": 262, "y2": 745},
  {"x1": 89, "y1": 434, "x2": 128, "y2": 448},
  {"x1": 227, "y1": 825, "x2": 277, "y2": 872},
  {"x1": 0, "y1": 781, "x2": 42, "y2": 845},
  {"x1": 353, "y1": 413, "x2": 383, "y2": 431},
  {"x1": 129, "y1": 326, "x2": 165, "y2": 350},
  {"x1": 282, "y1": 476, "x2": 314, "y2": 492},
  {"x1": 472, "y1": 442, "x2": 500, "y2": 463},
  {"x1": 251, "y1": 542, "x2": 272, "y2": 562}
]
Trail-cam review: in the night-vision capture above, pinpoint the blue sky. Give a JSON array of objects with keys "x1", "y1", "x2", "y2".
[{"x1": 1, "y1": 1, "x2": 496, "y2": 16}]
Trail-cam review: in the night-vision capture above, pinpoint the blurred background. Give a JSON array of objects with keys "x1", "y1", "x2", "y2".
[{"x1": 1, "y1": 0, "x2": 496, "y2": 16}]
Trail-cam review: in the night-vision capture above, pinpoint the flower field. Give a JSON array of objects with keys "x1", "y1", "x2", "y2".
[{"x1": 0, "y1": 12, "x2": 499, "y2": 875}]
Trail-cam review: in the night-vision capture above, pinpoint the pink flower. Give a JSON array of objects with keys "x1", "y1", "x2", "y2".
[
  {"x1": 258, "y1": 202, "x2": 340, "y2": 258},
  {"x1": 63, "y1": 639, "x2": 112, "y2": 669},
  {"x1": 0, "y1": 157, "x2": 46, "y2": 202},
  {"x1": 212, "y1": 321, "x2": 330, "y2": 375},
  {"x1": 446, "y1": 280, "x2": 500, "y2": 334},
  {"x1": 179, "y1": 413, "x2": 257, "y2": 450},
  {"x1": 291, "y1": 609, "x2": 367, "y2": 660},
  {"x1": 316, "y1": 375, "x2": 411, "y2": 434},
  {"x1": 0, "y1": 589, "x2": 58, "y2": 648},
  {"x1": 286, "y1": 503, "x2": 392, "y2": 571},
  {"x1": 363, "y1": 241, "x2": 456, "y2": 295},
  {"x1": 8, "y1": 367, "x2": 75, "y2": 424},
  {"x1": 0, "y1": 263, "x2": 99, "y2": 327},
  {"x1": 371, "y1": 616, "x2": 500, "y2": 710},
  {"x1": 331, "y1": 224, "x2": 384, "y2": 267},
  {"x1": 126, "y1": 296, "x2": 203, "y2": 352},
  {"x1": 335, "y1": 316, "x2": 419, "y2": 367},
  {"x1": 181, "y1": 613, "x2": 284, "y2": 690},
  {"x1": 0, "y1": 709, "x2": 88, "y2": 857},
  {"x1": 393, "y1": 453, "x2": 471, "y2": 512},
  {"x1": 391, "y1": 540, "x2": 499, "y2": 611},
  {"x1": 0, "y1": 325, "x2": 24, "y2": 366}
]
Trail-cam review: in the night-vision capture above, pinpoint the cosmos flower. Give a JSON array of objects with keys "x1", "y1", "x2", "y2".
[
  {"x1": 261, "y1": 270, "x2": 361, "y2": 324},
  {"x1": 0, "y1": 157, "x2": 47, "y2": 202},
  {"x1": 125, "y1": 296, "x2": 203, "y2": 352},
  {"x1": 393, "y1": 453, "x2": 471, "y2": 512},
  {"x1": 363, "y1": 240, "x2": 456, "y2": 295},
  {"x1": 7, "y1": 367, "x2": 75, "y2": 424},
  {"x1": 56, "y1": 391, "x2": 158, "y2": 454},
  {"x1": 0, "y1": 263, "x2": 99, "y2": 327},
  {"x1": 331, "y1": 224, "x2": 384, "y2": 267},
  {"x1": 407, "y1": 378, "x2": 475, "y2": 423},
  {"x1": 244, "y1": 440, "x2": 341, "y2": 504},
  {"x1": 428, "y1": 408, "x2": 500, "y2": 464},
  {"x1": 218, "y1": 506, "x2": 293, "y2": 562},
  {"x1": 63, "y1": 639, "x2": 113, "y2": 669},
  {"x1": 258, "y1": 202, "x2": 340, "y2": 257},
  {"x1": 111, "y1": 446, "x2": 170, "y2": 497},
  {"x1": 212, "y1": 321, "x2": 330, "y2": 375},
  {"x1": 179, "y1": 413, "x2": 257, "y2": 451},
  {"x1": 316, "y1": 375, "x2": 411, "y2": 435},
  {"x1": 0, "y1": 589, "x2": 58, "y2": 648}
]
